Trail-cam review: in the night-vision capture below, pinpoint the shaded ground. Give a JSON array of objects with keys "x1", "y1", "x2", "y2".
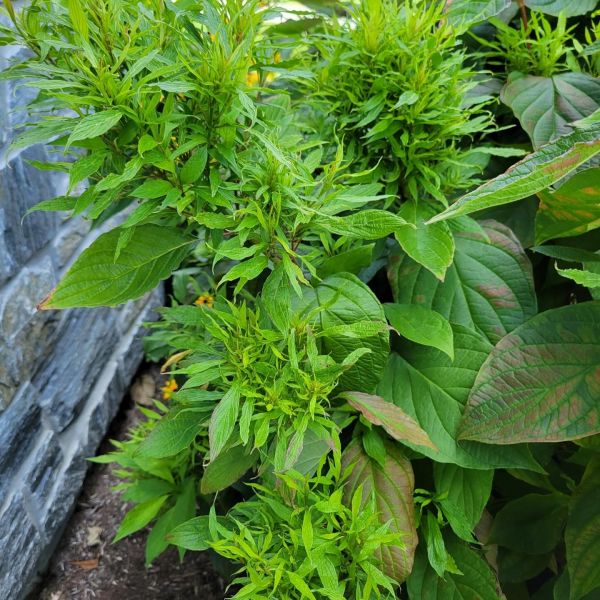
[{"x1": 32, "y1": 366, "x2": 225, "y2": 600}]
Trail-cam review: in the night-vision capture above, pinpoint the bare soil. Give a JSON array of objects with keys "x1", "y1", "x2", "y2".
[{"x1": 31, "y1": 366, "x2": 225, "y2": 600}]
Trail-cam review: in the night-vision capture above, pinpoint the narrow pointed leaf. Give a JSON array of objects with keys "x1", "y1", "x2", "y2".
[{"x1": 429, "y1": 125, "x2": 600, "y2": 223}]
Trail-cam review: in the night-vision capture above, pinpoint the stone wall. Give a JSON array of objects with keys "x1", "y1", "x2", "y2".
[{"x1": 0, "y1": 37, "x2": 163, "y2": 600}]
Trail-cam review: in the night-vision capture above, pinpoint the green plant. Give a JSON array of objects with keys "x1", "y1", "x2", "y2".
[
  {"x1": 3, "y1": 0, "x2": 600, "y2": 598},
  {"x1": 296, "y1": 0, "x2": 494, "y2": 204}
]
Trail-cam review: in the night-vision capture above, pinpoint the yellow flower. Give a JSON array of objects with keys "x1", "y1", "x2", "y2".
[
  {"x1": 246, "y1": 70, "x2": 260, "y2": 87},
  {"x1": 161, "y1": 378, "x2": 178, "y2": 400},
  {"x1": 194, "y1": 293, "x2": 214, "y2": 308}
]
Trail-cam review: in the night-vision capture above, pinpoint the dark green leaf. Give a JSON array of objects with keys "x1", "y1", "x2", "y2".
[
  {"x1": 299, "y1": 273, "x2": 389, "y2": 393},
  {"x1": 566, "y1": 459, "x2": 600, "y2": 600},
  {"x1": 434, "y1": 464, "x2": 493, "y2": 532},
  {"x1": 168, "y1": 516, "x2": 213, "y2": 551},
  {"x1": 407, "y1": 534, "x2": 501, "y2": 600},
  {"x1": 113, "y1": 496, "x2": 168, "y2": 542},
  {"x1": 388, "y1": 220, "x2": 537, "y2": 344},
  {"x1": 501, "y1": 73, "x2": 600, "y2": 149},
  {"x1": 138, "y1": 411, "x2": 206, "y2": 458},
  {"x1": 200, "y1": 445, "x2": 257, "y2": 494},
  {"x1": 385, "y1": 303, "x2": 454, "y2": 359},
  {"x1": 490, "y1": 493, "x2": 568, "y2": 554}
]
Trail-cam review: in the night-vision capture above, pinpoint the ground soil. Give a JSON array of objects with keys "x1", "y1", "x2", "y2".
[{"x1": 31, "y1": 365, "x2": 225, "y2": 600}]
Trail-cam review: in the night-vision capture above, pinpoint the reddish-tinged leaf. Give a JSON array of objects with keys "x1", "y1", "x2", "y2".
[
  {"x1": 341, "y1": 391, "x2": 437, "y2": 450},
  {"x1": 428, "y1": 125, "x2": 600, "y2": 223},
  {"x1": 535, "y1": 168, "x2": 600, "y2": 244},
  {"x1": 459, "y1": 302, "x2": 600, "y2": 444},
  {"x1": 342, "y1": 440, "x2": 418, "y2": 583}
]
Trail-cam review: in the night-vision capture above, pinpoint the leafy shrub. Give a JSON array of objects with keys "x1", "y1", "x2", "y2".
[{"x1": 3, "y1": 0, "x2": 600, "y2": 599}]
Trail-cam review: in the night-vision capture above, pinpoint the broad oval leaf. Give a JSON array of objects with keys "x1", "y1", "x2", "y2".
[
  {"x1": 167, "y1": 516, "x2": 213, "y2": 551},
  {"x1": 138, "y1": 411, "x2": 206, "y2": 458},
  {"x1": 200, "y1": 444, "x2": 258, "y2": 494},
  {"x1": 378, "y1": 325, "x2": 541, "y2": 470},
  {"x1": 429, "y1": 124, "x2": 600, "y2": 223},
  {"x1": 40, "y1": 224, "x2": 193, "y2": 309},
  {"x1": 535, "y1": 168, "x2": 600, "y2": 244},
  {"x1": 446, "y1": 0, "x2": 511, "y2": 29},
  {"x1": 388, "y1": 220, "x2": 537, "y2": 344},
  {"x1": 407, "y1": 534, "x2": 501, "y2": 600},
  {"x1": 433, "y1": 464, "x2": 493, "y2": 534},
  {"x1": 524, "y1": 0, "x2": 599, "y2": 17},
  {"x1": 341, "y1": 391, "x2": 437, "y2": 450},
  {"x1": 342, "y1": 439, "x2": 418, "y2": 582},
  {"x1": 459, "y1": 302, "x2": 600, "y2": 444},
  {"x1": 384, "y1": 303, "x2": 454, "y2": 359},
  {"x1": 490, "y1": 493, "x2": 569, "y2": 554},
  {"x1": 566, "y1": 459, "x2": 600, "y2": 600},
  {"x1": 501, "y1": 73, "x2": 600, "y2": 149},
  {"x1": 299, "y1": 273, "x2": 389, "y2": 393},
  {"x1": 395, "y1": 201, "x2": 455, "y2": 280}
]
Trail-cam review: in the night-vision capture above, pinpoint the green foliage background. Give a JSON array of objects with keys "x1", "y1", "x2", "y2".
[{"x1": 2, "y1": 0, "x2": 600, "y2": 598}]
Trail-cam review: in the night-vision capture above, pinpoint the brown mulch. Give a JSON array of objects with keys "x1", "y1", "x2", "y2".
[{"x1": 32, "y1": 365, "x2": 226, "y2": 600}]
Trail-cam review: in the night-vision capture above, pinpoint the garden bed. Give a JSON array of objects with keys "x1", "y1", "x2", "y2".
[{"x1": 32, "y1": 366, "x2": 225, "y2": 600}]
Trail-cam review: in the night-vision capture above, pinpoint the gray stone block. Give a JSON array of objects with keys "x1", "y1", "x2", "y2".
[
  {"x1": 40, "y1": 448, "x2": 87, "y2": 538},
  {"x1": 0, "y1": 493, "x2": 41, "y2": 600},
  {"x1": 0, "y1": 254, "x2": 62, "y2": 409},
  {"x1": 0, "y1": 383, "x2": 41, "y2": 504},
  {"x1": 53, "y1": 217, "x2": 90, "y2": 268},
  {"x1": 0, "y1": 147, "x2": 64, "y2": 286},
  {"x1": 33, "y1": 306, "x2": 119, "y2": 432},
  {"x1": 0, "y1": 253, "x2": 57, "y2": 343},
  {"x1": 25, "y1": 431, "x2": 63, "y2": 509}
]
